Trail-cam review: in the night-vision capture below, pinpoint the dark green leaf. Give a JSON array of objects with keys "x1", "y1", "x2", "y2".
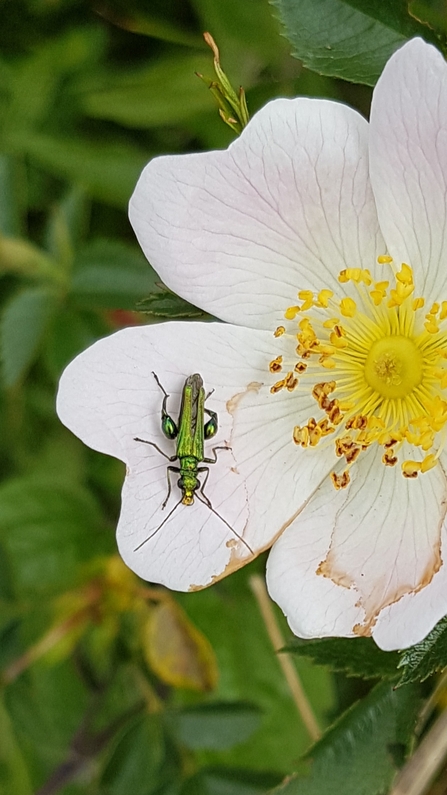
[
  {"x1": 0, "y1": 694, "x2": 32, "y2": 795},
  {"x1": 100, "y1": 713, "x2": 165, "y2": 795},
  {"x1": 137, "y1": 292, "x2": 207, "y2": 319},
  {"x1": 23, "y1": 134, "x2": 148, "y2": 209},
  {"x1": 44, "y1": 308, "x2": 99, "y2": 378},
  {"x1": 81, "y1": 55, "x2": 219, "y2": 128},
  {"x1": 70, "y1": 239, "x2": 159, "y2": 310},
  {"x1": 44, "y1": 187, "x2": 90, "y2": 269},
  {"x1": 0, "y1": 476, "x2": 106, "y2": 598},
  {"x1": 1, "y1": 28, "x2": 105, "y2": 147},
  {"x1": 184, "y1": 767, "x2": 283, "y2": 795},
  {"x1": 177, "y1": 569, "x2": 335, "y2": 771},
  {"x1": 397, "y1": 616, "x2": 447, "y2": 685},
  {"x1": 284, "y1": 637, "x2": 399, "y2": 679},
  {"x1": 273, "y1": 682, "x2": 420, "y2": 795},
  {"x1": 5, "y1": 659, "x2": 89, "y2": 776},
  {"x1": 191, "y1": 0, "x2": 288, "y2": 65},
  {"x1": 169, "y1": 702, "x2": 263, "y2": 750},
  {"x1": 1, "y1": 286, "x2": 58, "y2": 387},
  {"x1": 0, "y1": 155, "x2": 26, "y2": 236},
  {"x1": 272, "y1": 0, "x2": 442, "y2": 85}
]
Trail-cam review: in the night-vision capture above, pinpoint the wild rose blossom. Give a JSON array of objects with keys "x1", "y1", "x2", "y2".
[{"x1": 57, "y1": 38, "x2": 447, "y2": 651}]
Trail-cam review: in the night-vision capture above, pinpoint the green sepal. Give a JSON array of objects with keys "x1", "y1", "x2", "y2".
[{"x1": 197, "y1": 33, "x2": 249, "y2": 134}]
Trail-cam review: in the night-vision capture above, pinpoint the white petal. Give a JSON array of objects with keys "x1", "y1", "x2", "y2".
[
  {"x1": 372, "y1": 525, "x2": 447, "y2": 651},
  {"x1": 129, "y1": 98, "x2": 383, "y2": 329},
  {"x1": 57, "y1": 322, "x2": 331, "y2": 589},
  {"x1": 373, "y1": 459, "x2": 447, "y2": 650},
  {"x1": 370, "y1": 38, "x2": 447, "y2": 303},
  {"x1": 266, "y1": 468, "x2": 364, "y2": 639},
  {"x1": 267, "y1": 448, "x2": 446, "y2": 641}
]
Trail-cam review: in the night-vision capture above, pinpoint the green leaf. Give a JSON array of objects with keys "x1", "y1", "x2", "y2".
[
  {"x1": 100, "y1": 713, "x2": 165, "y2": 795},
  {"x1": 81, "y1": 55, "x2": 219, "y2": 128},
  {"x1": 397, "y1": 616, "x2": 447, "y2": 685},
  {"x1": 185, "y1": 767, "x2": 283, "y2": 795},
  {"x1": 191, "y1": 0, "x2": 288, "y2": 66},
  {"x1": 1, "y1": 27, "x2": 105, "y2": 148},
  {"x1": 44, "y1": 187, "x2": 90, "y2": 270},
  {"x1": 22, "y1": 134, "x2": 148, "y2": 209},
  {"x1": 0, "y1": 155, "x2": 26, "y2": 237},
  {"x1": 275, "y1": 681, "x2": 420, "y2": 795},
  {"x1": 44, "y1": 308, "x2": 99, "y2": 378},
  {"x1": 272, "y1": 0, "x2": 442, "y2": 85},
  {"x1": 1, "y1": 286, "x2": 58, "y2": 387},
  {"x1": 5, "y1": 658, "x2": 89, "y2": 776},
  {"x1": 0, "y1": 476, "x2": 106, "y2": 599},
  {"x1": 70, "y1": 239, "x2": 159, "y2": 310},
  {"x1": 177, "y1": 569, "x2": 335, "y2": 772},
  {"x1": 169, "y1": 702, "x2": 263, "y2": 750},
  {"x1": 284, "y1": 637, "x2": 399, "y2": 679},
  {"x1": 137, "y1": 291, "x2": 207, "y2": 319},
  {"x1": 99, "y1": 7, "x2": 204, "y2": 48},
  {"x1": 0, "y1": 693, "x2": 32, "y2": 795}
]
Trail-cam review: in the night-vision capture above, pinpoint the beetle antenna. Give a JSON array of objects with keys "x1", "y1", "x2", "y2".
[
  {"x1": 196, "y1": 493, "x2": 253, "y2": 555},
  {"x1": 133, "y1": 497, "x2": 182, "y2": 551}
]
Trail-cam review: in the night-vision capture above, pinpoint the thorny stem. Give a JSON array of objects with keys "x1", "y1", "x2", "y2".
[
  {"x1": 249, "y1": 574, "x2": 321, "y2": 742},
  {"x1": 390, "y1": 707, "x2": 447, "y2": 795}
]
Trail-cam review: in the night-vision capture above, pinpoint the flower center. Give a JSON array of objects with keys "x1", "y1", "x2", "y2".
[
  {"x1": 269, "y1": 257, "x2": 447, "y2": 489},
  {"x1": 364, "y1": 336, "x2": 422, "y2": 398}
]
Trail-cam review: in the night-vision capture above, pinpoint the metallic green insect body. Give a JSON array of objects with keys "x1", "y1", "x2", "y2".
[{"x1": 134, "y1": 373, "x2": 253, "y2": 553}]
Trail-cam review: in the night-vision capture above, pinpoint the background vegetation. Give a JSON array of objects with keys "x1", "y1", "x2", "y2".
[{"x1": 1, "y1": 1, "x2": 447, "y2": 794}]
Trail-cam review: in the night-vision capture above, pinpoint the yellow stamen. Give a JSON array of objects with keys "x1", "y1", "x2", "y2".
[{"x1": 270, "y1": 260, "x2": 447, "y2": 489}]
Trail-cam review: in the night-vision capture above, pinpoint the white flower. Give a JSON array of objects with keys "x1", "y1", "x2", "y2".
[{"x1": 57, "y1": 38, "x2": 447, "y2": 651}]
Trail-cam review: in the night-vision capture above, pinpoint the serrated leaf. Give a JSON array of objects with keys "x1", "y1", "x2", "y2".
[
  {"x1": 169, "y1": 702, "x2": 263, "y2": 750},
  {"x1": 70, "y1": 238, "x2": 159, "y2": 310},
  {"x1": 272, "y1": 0, "x2": 442, "y2": 85},
  {"x1": 1, "y1": 286, "x2": 58, "y2": 387},
  {"x1": 22, "y1": 134, "x2": 148, "y2": 209},
  {"x1": 397, "y1": 615, "x2": 447, "y2": 685},
  {"x1": 137, "y1": 291, "x2": 207, "y2": 319},
  {"x1": 274, "y1": 681, "x2": 420, "y2": 795},
  {"x1": 284, "y1": 637, "x2": 399, "y2": 679},
  {"x1": 144, "y1": 600, "x2": 218, "y2": 692}
]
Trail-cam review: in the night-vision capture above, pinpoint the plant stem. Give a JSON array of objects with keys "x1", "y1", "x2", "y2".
[
  {"x1": 390, "y1": 708, "x2": 447, "y2": 795},
  {"x1": 249, "y1": 574, "x2": 321, "y2": 742}
]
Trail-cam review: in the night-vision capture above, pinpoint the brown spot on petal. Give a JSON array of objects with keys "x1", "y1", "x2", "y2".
[
  {"x1": 189, "y1": 483, "x2": 319, "y2": 593},
  {"x1": 353, "y1": 535, "x2": 444, "y2": 637},
  {"x1": 353, "y1": 621, "x2": 374, "y2": 637},
  {"x1": 226, "y1": 381, "x2": 263, "y2": 415},
  {"x1": 318, "y1": 465, "x2": 447, "y2": 638},
  {"x1": 316, "y1": 557, "x2": 355, "y2": 590}
]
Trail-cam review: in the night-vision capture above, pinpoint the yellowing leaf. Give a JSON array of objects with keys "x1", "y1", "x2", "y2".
[{"x1": 144, "y1": 601, "x2": 218, "y2": 691}]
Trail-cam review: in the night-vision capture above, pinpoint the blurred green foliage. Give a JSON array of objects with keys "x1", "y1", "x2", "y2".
[{"x1": 0, "y1": 0, "x2": 446, "y2": 793}]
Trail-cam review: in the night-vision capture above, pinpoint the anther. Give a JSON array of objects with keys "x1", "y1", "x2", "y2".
[{"x1": 331, "y1": 471, "x2": 350, "y2": 489}]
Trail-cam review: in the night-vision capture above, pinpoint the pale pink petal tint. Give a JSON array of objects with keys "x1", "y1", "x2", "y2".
[
  {"x1": 129, "y1": 99, "x2": 384, "y2": 329},
  {"x1": 58, "y1": 37, "x2": 447, "y2": 650}
]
